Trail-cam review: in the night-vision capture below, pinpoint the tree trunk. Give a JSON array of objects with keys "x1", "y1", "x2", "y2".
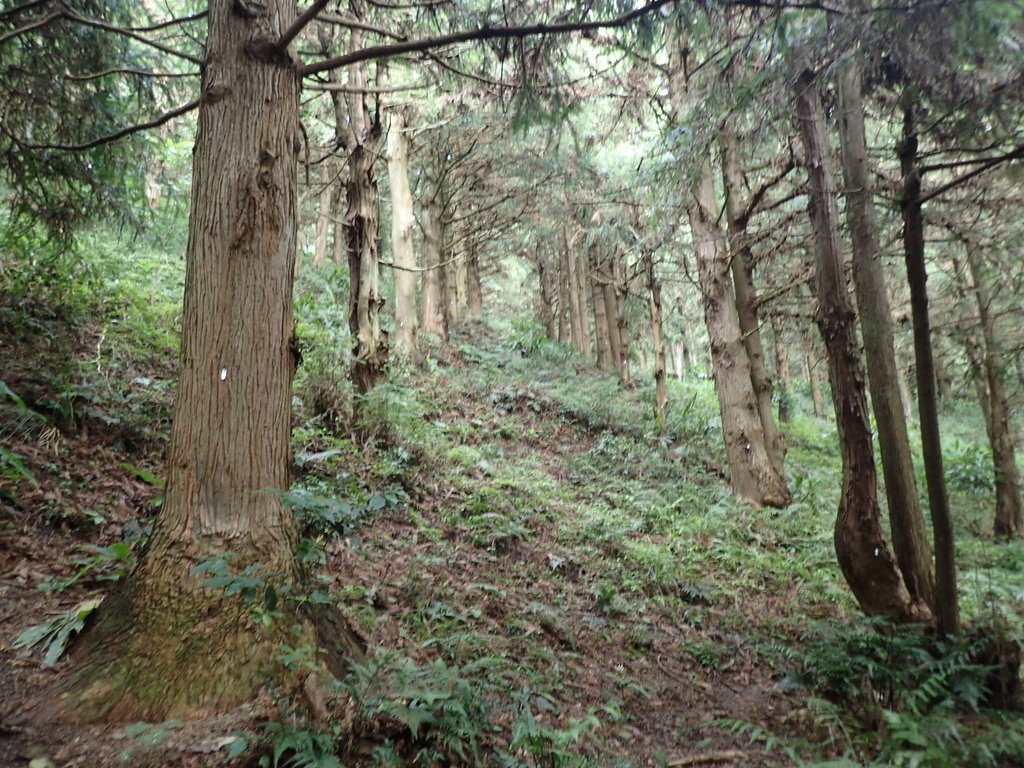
[
  {"x1": 795, "y1": 68, "x2": 923, "y2": 622},
  {"x1": 45, "y1": 1, "x2": 361, "y2": 722},
  {"x1": 770, "y1": 315, "x2": 792, "y2": 423},
  {"x1": 591, "y1": 248, "x2": 614, "y2": 371},
  {"x1": 807, "y1": 349, "x2": 825, "y2": 418},
  {"x1": 688, "y1": 161, "x2": 788, "y2": 509},
  {"x1": 339, "y1": 8, "x2": 386, "y2": 395},
  {"x1": 536, "y1": 255, "x2": 555, "y2": 339},
  {"x1": 563, "y1": 229, "x2": 587, "y2": 354},
  {"x1": 720, "y1": 127, "x2": 788, "y2": 493},
  {"x1": 466, "y1": 244, "x2": 483, "y2": 318},
  {"x1": 645, "y1": 250, "x2": 668, "y2": 430},
  {"x1": 611, "y1": 252, "x2": 632, "y2": 387},
  {"x1": 838, "y1": 60, "x2": 935, "y2": 617},
  {"x1": 313, "y1": 159, "x2": 335, "y2": 268},
  {"x1": 557, "y1": 248, "x2": 571, "y2": 345},
  {"x1": 601, "y1": 256, "x2": 624, "y2": 376},
  {"x1": 899, "y1": 101, "x2": 959, "y2": 636},
  {"x1": 420, "y1": 158, "x2": 446, "y2": 339},
  {"x1": 387, "y1": 106, "x2": 418, "y2": 356},
  {"x1": 966, "y1": 249, "x2": 1023, "y2": 537}
]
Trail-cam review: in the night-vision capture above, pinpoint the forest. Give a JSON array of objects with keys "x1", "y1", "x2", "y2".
[{"x1": 1, "y1": 0, "x2": 1023, "y2": 766}]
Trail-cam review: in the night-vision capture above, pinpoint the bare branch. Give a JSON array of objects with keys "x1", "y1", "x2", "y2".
[
  {"x1": 0, "y1": 0, "x2": 48, "y2": 24},
  {"x1": 19, "y1": 98, "x2": 200, "y2": 152},
  {"x1": 127, "y1": 10, "x2": 207, "y2": 32},
  {"x1": 276, "y1": 0, "x2": 332, "y2": 52},
  {"x1": 317, "y1": 12, "x2": 408, "y2": 40},
  {"x1": 367, "y1": 0, "x2": 450, "y2": 9},
  {"x1": 305, "y1": 79, "x2": 429, "y2": 94},
  {"x1": 300, "y1": 0, "x2": 672, "y2": 77},
  {"x1": 66, "y1": 67, "x2": 198, "y2": 81},
  {"x1": 918, "y1": 143, "x2": 1024, "y2": 206},
  {"x1": 60, "y1": 7, "x2": 203, "y2": 65},
  {"x1": 0, "y1": 11, "x2": 60, "y2": 47}
]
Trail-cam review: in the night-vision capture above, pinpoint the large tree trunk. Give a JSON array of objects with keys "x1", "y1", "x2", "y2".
[
  {"x1": 795, "y1": 68, "x2": 923, "y2": 622},
  {"x1": 965, "y1": 249, "x2": 1023, "y2": 537},
  {"x1": 45, "y1": 1, "x2": 361, "y2": 722},
  {"x1": 720, "y1": 127, "x2": 788, "y2": 494},
  {"x1": 420, "y1": 157, "x2": 447, "y2": 339},
  {"x1": 899, "y1": 102, "x2": 959, "y2": 637},
  {"x1": 689, "y1": 161, "x2": 788, "y2": 509},
  {"x1": 601, "y1": 256, "x2": 625, "y2": 378},
  {"x1": 339, "y1": 7, "x2": 386, "y2": 395},
  {"x1": 838, "y1": 60, "x2": 935, "y2": 617},
  {"x1": 387, "y1": 106, "x2": 418, "y2": 356}
]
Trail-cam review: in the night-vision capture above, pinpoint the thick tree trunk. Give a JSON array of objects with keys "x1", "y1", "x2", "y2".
[
  {"x1": 591, "y1": 248, "x2": 614, "y2": 371},
  {"x1": 420, "y1": 159, "x2": 447, "y2": 339},
  {"x1": 720, "y1": 127, "x2": 788, "y2": 491},
  {"x1": 339, "y1": 10, "x2": 386, "y2": 395},
  {"x1": 966, "y1": 250, "x2": 1023, "y2": 537},
  {"x1": 838, "y1": 61, "x2": 935, "y2": 617},
  {"x1": 796, "y1": 68, "x2": 923, "y2": 622},
  {"x1": 899, "y1": 102, "x2": 959, "y2": 636},
  {"x1": 387, "y1": 106, "x2": 418, "y2": 356},
  {"x1": 45, "y1": 1, "x2": 361, "y2": 723},
  {"x1": 557, "y1": 249, "x2": 571, "y2": 345},
  {"x1": 644, "y1": 250, "x2": 668, "y2": 430},
  {"x1": 689, "y1": 161, "x2": 788, "y2": 509}
]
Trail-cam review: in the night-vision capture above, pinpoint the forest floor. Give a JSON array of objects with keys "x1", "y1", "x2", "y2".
[{"x1": 1, "y1": 274, "x2": 1022, "y2": 767}]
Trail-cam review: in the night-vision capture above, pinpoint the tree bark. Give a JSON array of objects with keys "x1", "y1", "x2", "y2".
[
  {"x1": 689, "y1": 161, "x2": 788, "y2": 509},
  {"x1": 965, "y1": 249, "x2": 1023, "y2": 537},
  {"x1": 899, "y1": 101, "x2": 959, "y2": 636},
  {"x1": 796, "y1": 68, "x2": 923, "y2": 622},
  {"x1": 387, "y1": 105, "x2": 418, "y2": 356},
  {"x1": 339, "y1": 4, "x2": 386, "y2": 395},
  {"x1": 838, "y1": 60, "x2": 935, "y2": 616},
  {"x1": 420, "y1": 156, "x2": 447, "y2": 339},
  {"x1": 44, "y1": 1, "x2": 362, "y2": 722},
  {"x1": 611, "y1": 252, "x2": 632, "y2": 387},
  {"x1": 591, "y1": 247, "x2": 614, "y2": 371},
  {"x1": 720, "y1": 127, "x2": 788, "y2": 492},
  {"x1": 563, "y1": 229, "x2": 587, "y2": 354}
]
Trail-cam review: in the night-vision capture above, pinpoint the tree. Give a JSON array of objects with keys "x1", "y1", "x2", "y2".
[
  {"x1": 837, "y1": 55, "x2": 936, "y2": 616},
  {"x1": 387, "y1": 105, "x2": 419, "y2": 357},
  {"x1": 795, "y1": 66, "x2": 926, "y2": 622}
]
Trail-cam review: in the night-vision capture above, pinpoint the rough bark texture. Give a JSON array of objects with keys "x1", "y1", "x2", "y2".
[
  {"x1": 611, "y1": 254, "x2": 632, "y2": 387},
  {"x1": 564, "y1": 229, "x2": 587, "y2": 355},
  {"x1": 838, "y1": 61, "x2": 935, "y2": 617},
  {"x1": 387, "y1": 106, "x2": 418, "y2": 356},
  {"x1": 965, "y1": 250, "x2": 1022, "y2": 537},
  {"x1": 796, "y1": 69, "x2": 923, "y2": 621},
  {"x1": 689, "y1": 162, "x2": 788, "y2": 509},
  {"x1": 720, "y1": 128, "x2": 788, "y2": 494},
  {"x1": 420, "y1": 157, "x2": 447, "y2": 339},
  {"x1": 43, "y1": 1, "x2": 363, "y2": 722},
  {"x1": 899, "y1": 103, "x2": 960, "y2": 636},
  {"x1": 339, "y1": 8, "x2": 386, "y2": 395}
]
